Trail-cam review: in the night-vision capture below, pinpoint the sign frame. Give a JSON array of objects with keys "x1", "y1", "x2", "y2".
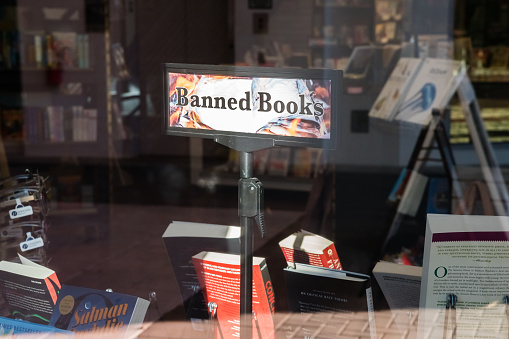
[{"x1": 162, "y1": 63, "x2": 342, "y2": 150}]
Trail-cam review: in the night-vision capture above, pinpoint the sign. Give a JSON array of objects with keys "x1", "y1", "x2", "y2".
[{"x1": 163, "y1": 63, "x2": 341, "y2": 149}]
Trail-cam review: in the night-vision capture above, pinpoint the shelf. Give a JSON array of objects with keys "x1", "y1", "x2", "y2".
[
  {"x1": 197, "y1": 170, "x2": 314, "y2": 192},
  {"x1": 49, "y1": 205, "x2": 98, "y2": 216},
  {"x1": 309, "y1": 38, "x2": 338, "y2": 47},
  {"x1": 24, "y1": 141, "x2": 108, "y2": 158},
  {"x1": 469, "y1": 69, "x2": 509, "y2": 83}
]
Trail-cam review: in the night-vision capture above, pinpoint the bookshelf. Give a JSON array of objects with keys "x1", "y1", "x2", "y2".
[
  {"x1": 309, "y1": 0, "x2": 374, "y2": 69},
  {"x1": 0, "y1": 0, "x2": 133, "y2": 161},
  {"x1": 0, "y1": 0, "x2": 135, "y2": 222}
]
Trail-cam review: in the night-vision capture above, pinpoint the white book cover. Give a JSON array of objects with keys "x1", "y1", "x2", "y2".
[
  {"x1": 394, "y1": 58, "x2": 464, "y2": 125},
  {"x1": 418, "y1": 214, "x2": 509, "y2": 339},
  {"x1": 373, "y1": 261, "x2": 421, "y2": 333},
  {"x1": 369, "y1": 57, "x2": 423, "y2": 120}
]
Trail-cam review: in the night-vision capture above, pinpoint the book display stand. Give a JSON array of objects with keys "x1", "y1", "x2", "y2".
[
  {"x1": 443, "y1": 293, "x2": 458, "y2": 339},
  {"x1": 380, "y1": 74, "x2": 509, "y2": 256},
  {"x1": 162, "y1": 63, "x2": 341, "y2": 338}
]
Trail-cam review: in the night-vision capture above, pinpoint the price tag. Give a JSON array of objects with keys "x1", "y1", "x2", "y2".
[
  {"x1": 0, "y1": 226, "x2": 23, "y2": 239},
  {"x1": 9, "y1": 199, "x2": 33, "y2": 220},
  {"x1": 19, "y1": 232, "x2": 44, "y2": 252}
]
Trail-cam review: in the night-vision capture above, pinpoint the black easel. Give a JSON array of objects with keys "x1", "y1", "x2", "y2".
[
  {"x1": 380, "y1": 107, "x2": 465, "y2": 255},
  {"x1": 380, "y1": 75, "x2": 509, "y2": 256}
]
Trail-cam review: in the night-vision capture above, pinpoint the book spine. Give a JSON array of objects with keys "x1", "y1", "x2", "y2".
[
  {"x1": 82, "y1": 34, "x2": 89, "y2": 68},
  {"x1": 77, "y1": 34, "x2": 83, "y2": 69},
  {"x1": 45, "y1": 34, "x2": 53, "y2": 68},
  {"x1": 63, "y1": 107, "x2": 73, "y2": 141},
  {"x1": 45, "y1": 106, "x2": 54, "y2": 142},
  {"x1": 320, "y1": 244, "x2": 342, "y2": 270},
  {"x1": 55, "y1": 106, "x2": 64, "y2": 142},
  {"x1": 34, "y1": 34, "x2": 43, "y2": 68},
  {"x1": 253, "y1": 263, "x2": 275, "y2": 339},
  {"x1": 365, "y1": 286, "x2": 377, "y2": 339}
]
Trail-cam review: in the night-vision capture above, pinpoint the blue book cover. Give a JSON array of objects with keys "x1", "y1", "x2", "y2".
[
  {"x1": 49, "y1": 285, "x2": 149, "y2": 337},
  {"x1": 0, "y1": 316, "x2": 73, "y2": 337}
]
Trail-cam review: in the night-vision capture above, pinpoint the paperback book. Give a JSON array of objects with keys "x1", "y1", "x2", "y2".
[
  {"x1": 369, "y1": 57, "x2": 422, "y2": 121},
  {"x1": 284, "y1": 263, "x2": 376, "y2": 339},
  {"x1": 369, "y1": 57, "x2": 465, "y2": 125},
  {"x1": 279, "y1": 229, "x2": 342, "y2": 270},
  {"x1": 0, "y1": 254, "x2": 61, "y2": 324},
  {"x1": 372, "y1": 260, "x2": 421, "y2": 333},
  {"x1": 0, "y1": 316, "x2": 73, "y2": 337},
  {"x1": 418, "y1": 214, "x2": 509, "y2": 339},
  {"x1": 162, "y1": 221, "x2": 240, "y2": 321},
  {"x1": 49, "y1": 284, "x2": 149, "y2": 338},
  {"x1": 192, "y1": 251, "x2": 275, "y2": 339}
]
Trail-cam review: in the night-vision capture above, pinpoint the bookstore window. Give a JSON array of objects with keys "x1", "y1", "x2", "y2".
[{"x1": 0, "y1": 0, "x2": 508, "y2": 338}]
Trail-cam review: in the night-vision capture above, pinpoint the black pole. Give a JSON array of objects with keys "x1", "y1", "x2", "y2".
[{"x1": 239, "y1": 151, "x2": 253, "y2": 339}]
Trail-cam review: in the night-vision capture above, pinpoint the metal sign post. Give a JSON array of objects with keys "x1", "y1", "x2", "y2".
[{"x1": 215, "y1": 136, "x2": 271, "y2": 339}]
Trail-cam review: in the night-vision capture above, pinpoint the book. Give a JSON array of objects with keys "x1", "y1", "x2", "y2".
[
  {"x1": 418, "y1": 214, "x2": 509, "y2": 339},
  {"x1": 162, "y1": 221, "x2": 240, "y2": 321},
  {"x1": 1, "y1": 108, "x2": 24, "y2": 141},
  {"x1": 51, "y1": 32, "x2": 77, "y2": 69},
  {"x1": 0, "y1": 316, "x2": 74, "y2": 337},
  {"x1": 0, "y1": 254, "x2": 61, "y2": 324},
  {"x1": 372, "y1": 261, "x2": 421, "y2": 333},
  {"x1": 394, "y1": 58, "x2": 464, "y2": 125},
  {"x1": 279, "y1": 230, "x2": 343, "y2": 270},
  {"x1": 192, "y1": 251, "x2": 275, "y2": 339},
  {"x1": 267, "y1": 147, "x2": 291, "y2": 177},
  {"x1": 49, "y1": 284, "x2": 149, "y2": 338},
  {"x1": 369, "y1": 57, "x2": 423, "y2": 121},
  {"x1": 253, "y1": 148, "x2": 271, "y2": 176},
  {"x1": 46, "y1": 106, "x2": 64, "y2": 142},
  {"x1": 369, "y1": 57, "x2": 465, "y2": 125},
  {"x1": 284, "y1": 263, "x2": 377, "y2": 339},
  {"x1": 291, "y1": 148, "x2": 312, "y2": 178}
]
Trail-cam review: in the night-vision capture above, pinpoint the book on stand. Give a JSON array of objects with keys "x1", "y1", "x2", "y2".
[
  {"x1": 49, "y1": 284, "x2": 149, "y2": 338},
  {"x1": 192, "y1": 251, "x2": 275, "y2": 339},
  {"x1": 279, "y1": 229, "x2": 342, "y2": 270},
  {"x1": 372, "y1": 260, "x2": 421, "y2": 333},
  {"x1": 369, "y1": 57, "x2": 422, "y2": 121},
  {"x1": 394, "y1": 58, "x2": 464, "y2": 125},
  {"x1": 418, "y1": 214, "x2": 509, "y2": 339},
  {"x1": 369, "y1": 57, "x2": 465, "y2": 125},
  {"x1": 284, "y1": 263, "x2": 377, "y2": 339},
  {"x1": 162, "y1": 221, "x2": 240, "y2": 322},
  {"x1": 0, "y1": 254, "x2": 61, "y2": 325}
]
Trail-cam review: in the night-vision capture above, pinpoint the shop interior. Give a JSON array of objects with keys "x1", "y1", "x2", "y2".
[{"x1": 0, "y1": 0, "x2": 508, "y2": 337}]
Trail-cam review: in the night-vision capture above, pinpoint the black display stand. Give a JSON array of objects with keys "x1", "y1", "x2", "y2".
[
  {"x1": 215, "y1": 135, "x2": 273, "y2": 339},
  {"x1": 443, "y1": 293, "x2": 458, "y2": 339}
]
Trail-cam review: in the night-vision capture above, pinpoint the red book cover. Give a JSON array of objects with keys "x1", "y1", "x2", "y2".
[
  {"x1": 320, "y1": 243, "x2": 343, "y2": 270},
  {"x1": 279, "y1": 230, "x2": 343, "y2": 270},
  {"x1": 192, "y1": 251, "x2": 275, "y2": 339}
]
